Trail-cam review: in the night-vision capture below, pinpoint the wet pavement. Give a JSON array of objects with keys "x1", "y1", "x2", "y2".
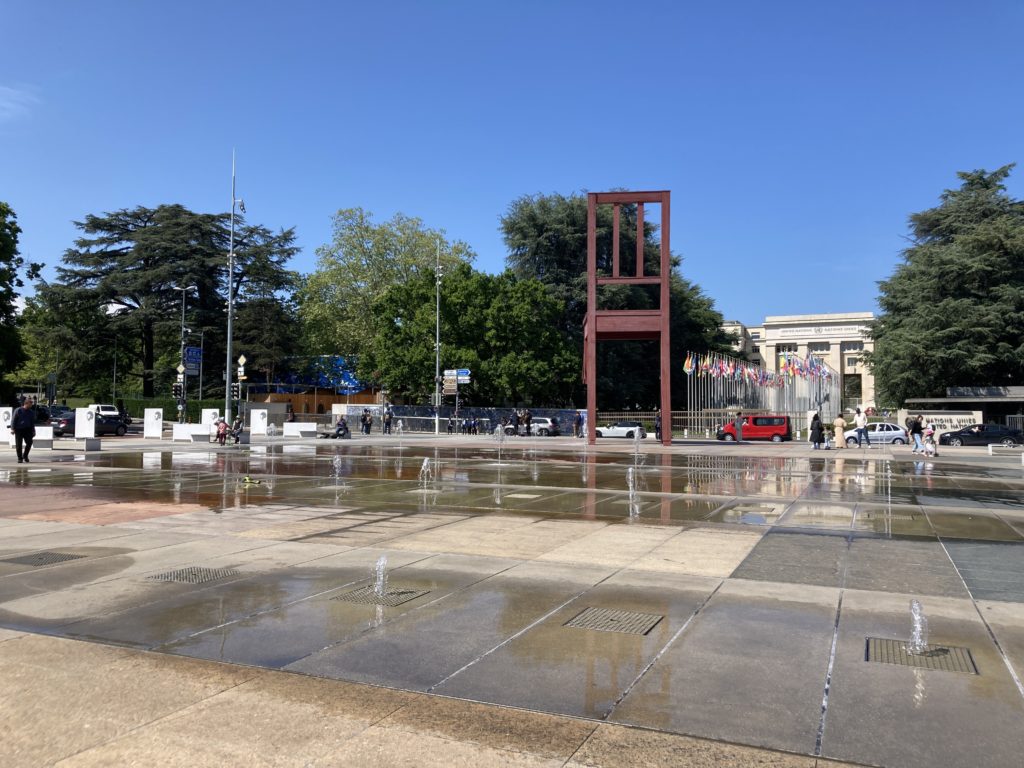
[{"x1": 2, "y1": 434, "x2": 1024, "y2": 766}]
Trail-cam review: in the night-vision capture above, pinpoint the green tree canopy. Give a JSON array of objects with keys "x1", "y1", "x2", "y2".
[
  {"x1": 299, "y1": 208, "x2": 475, "y2": 369},
  {"x1": 866, "y1": 166, "x2": 1024, "y2": 406},
  {"x1": 361, "y1": 264, "x2": 579, "y2": 405},
  {"x1": 42, "y1": 204, "x2": 298, "y2": 398},
  {"x1": 1, "y1": 202, "x2": 41, "y2": 390}
]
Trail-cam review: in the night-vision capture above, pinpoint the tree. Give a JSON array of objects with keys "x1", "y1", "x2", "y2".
[
  {"x1": 51, "y1": 205, "x2": 298, "y2": 398},
  {"x1": 866, "y1": 166, "x2": 1024, "y2": 406},
  {"x1": 361, "y1": 264, "x2": 579, "y2": 405},
  {"x1": 299, "y1": 208, "x2": 475, "y2": 366},
  {"x1": 500, "y1": 192, "x2": 730, "y2": 407},
  {"x1": 1, "y1": 202, "x2": 41, "y2": 391}
]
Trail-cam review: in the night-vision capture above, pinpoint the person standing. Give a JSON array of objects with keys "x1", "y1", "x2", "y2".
[
  {"x1": 733, "y1": 411, "x2": 744, "y2": 442},
  {"x1": 854, "y1": 408, "x2": 871, "y2": 448},
  {"x1": 383, "y1": 408, "x2": 393, "y2": 435},
  {"x1": 573, "y1": 411, "x2": 583, "y2": 438},
  {"x1": 910, "y1": 415, "x2": 925, "y2": 454},
  {"x1": 11, "y1": 397, "x2": 36, "y2": 463},
  {"x1": 524, "y1": 409, "x2": 533, "y2": 437},
  {"x1": 809, "y1": 413, "x2": 824, "y2": 450},
  {"x1": 654, "y1": 411, "x2": 662, "y2": 441},
  {"x1": 832, "y1": 413, "x2": 848, "y2": 450}
]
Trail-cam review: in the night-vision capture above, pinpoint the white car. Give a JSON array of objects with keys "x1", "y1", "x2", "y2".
[
  {"x1": 93, "y1": 404, "x2": 130, "y2": 424},
  {"x1": 595, "y1": 421, "x2": 647, "y2": 439},
  {"x1": 843, "y1": 422, "x2": 907, "y2": 446}
]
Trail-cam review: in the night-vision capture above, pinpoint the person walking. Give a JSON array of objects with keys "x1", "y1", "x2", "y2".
[
  {"x1": 910, "y1": 415, "x2": 925, "y2": 454},
  {"x1": 832, "y1": 413, "x2": 848, "y2": 449},
  {"x1": 854, "y1": 408, "x2": 871, "y2": 448},
  {"x1": 809, "y1": 413, "x2": 824, "y2": 450},
  {"x1": 383, "y1": 408, "x2": 393, "y2": 435},
  {"x1": 10, "y1": 397, "x2": 36, "y2": 463},
  {"x1": 654, "y1": 411, "x2": 662, "y2": 441}
]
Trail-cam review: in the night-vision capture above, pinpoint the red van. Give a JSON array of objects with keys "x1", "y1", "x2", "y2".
[{"x1": 716, "y1": 415, "x2": 792, "y2": 442}]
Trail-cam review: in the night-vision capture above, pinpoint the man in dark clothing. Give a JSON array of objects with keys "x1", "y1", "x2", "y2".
[{"x1": 10, "y1": 398, "x2": 37, "y2": 463}]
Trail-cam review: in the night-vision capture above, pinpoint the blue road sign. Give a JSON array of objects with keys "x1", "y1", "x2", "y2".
[
  {"x1": 456, "y1": 368, "x2": 471, "y2": 376},
  {"x1": 184, "y1": 346, "x2": 202, "y2": 375}
]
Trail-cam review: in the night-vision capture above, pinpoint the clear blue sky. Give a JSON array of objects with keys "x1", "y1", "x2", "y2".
[{"x1": 3, "y1": 1, "x2": 1023, "y2": 324}]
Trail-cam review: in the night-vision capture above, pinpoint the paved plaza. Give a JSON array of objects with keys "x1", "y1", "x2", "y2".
[{"x1": 2, "y1": 433, "x2": 1024, "y2": 767}]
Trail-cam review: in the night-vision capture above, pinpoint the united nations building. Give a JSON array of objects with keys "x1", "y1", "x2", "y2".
[{"x1": 722, "y1": 312, "x2": 875, "y2": 412}]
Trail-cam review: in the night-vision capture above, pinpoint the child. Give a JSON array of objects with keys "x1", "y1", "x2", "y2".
[{"x1": 923, "y1": 426, "x2": 937, "y2": 458}]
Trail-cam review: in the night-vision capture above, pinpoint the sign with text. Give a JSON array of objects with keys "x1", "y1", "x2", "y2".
[{"x1": 184, "y1": 346, "x2": 202, "y2": 375}]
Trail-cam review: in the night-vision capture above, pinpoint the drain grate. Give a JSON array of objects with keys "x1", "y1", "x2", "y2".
[
  {"x1": 565, "y1": 607, "x2": 664, "y2": 636},
  {"x1": 866, "y1": 637, "x2": 978, "y2": 674},
  {"x1": 332, "y1": 585, "x2": 429, "y2": 607},
  {"x1": 0, "y1": 551, "x2": 86, "y2": 567},
  {"x1": 147, "y1": 567, "x2": 241, "y2": 584}
]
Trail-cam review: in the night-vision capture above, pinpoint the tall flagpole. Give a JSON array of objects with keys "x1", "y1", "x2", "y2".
[{"x1": 225, "y1": 150, "x2": 237, "y2": 421}]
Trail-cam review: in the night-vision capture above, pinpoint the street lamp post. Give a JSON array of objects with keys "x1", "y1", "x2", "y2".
[
  {"x1": 225, "y1": 150, "x2": 245, "y2": 422},
  {"x1": 434, "y1": 238, "x2": 441, "y2": 435},
  {"x1": 174, "y1": 285, "x2": 196, "y2": 423}
]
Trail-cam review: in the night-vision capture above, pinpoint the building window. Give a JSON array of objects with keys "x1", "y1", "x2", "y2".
[
  {"x1": 808, "y1": 342, "x2": 830, "y2": 353},
  {"x1": 776, "y1": 343, "x2": 797, "y2": 353},
  {"x1": 841, "y1": 341, "x2": 864, "y2": 352},
  {"x1": 752, "y1": 345, "x2": 760, "y2": 354},
  {"x1": 847, "y1": 357, "x2": 859, "y2": 367},
  {"x1": 751, "y1": 332, "x2": 761, "y2": 340}
]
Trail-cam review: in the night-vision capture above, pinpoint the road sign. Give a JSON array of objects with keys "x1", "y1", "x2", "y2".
[
  {"x1": 185, "y1": 346, "x2": 201, "y2": 375},
  {"x1": 176, "y1": 364, "x2": 186, "y2": 374},
  {"x1": 237, "y1": 355, "x2": 247, "y2": 365},
  {"x1": 456, "y1": 368, "x2": 470, "y2": 376},
  {"x1": 457, "y1": 376, "x2": 471, "y2": 384},
  {"x1": 442, "y1": 385, "x2": 458, "y2": 395},
  {"x1": 443, "y1": 369, "x2": 457, "y2": 376}
]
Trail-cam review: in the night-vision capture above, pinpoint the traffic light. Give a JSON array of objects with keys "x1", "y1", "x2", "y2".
[
  {"x1": 172, "y1": 382, "x2": 183, "y2": 399},
  {"x1": 230, "y1": 382, "x2": 241, "y2": 400}
]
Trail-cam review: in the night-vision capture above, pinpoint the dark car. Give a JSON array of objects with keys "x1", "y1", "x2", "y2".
[
  {"x1": 48, "y1": 405, "x2": 73, "y2": 420},
  {"x1": 938, "y1": 423, "x2": 1022, "y2": 447},
  {"x1": 53, "y1": 413, "x2": 128, "y2": 437},
  {"x1": 30, "y1": 404, "x2": 51, "y2": 424}
]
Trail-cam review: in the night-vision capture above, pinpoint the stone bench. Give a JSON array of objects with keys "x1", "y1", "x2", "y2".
[
  {"x1": 52, "y1": 437, "x2": 102, "y2": 451},
  {"x1": 172, "y1": 424, "x2": 216, "y2": 442},
  {"x1": 282, "y1": 422, "x2": 319, "y2": 438}
]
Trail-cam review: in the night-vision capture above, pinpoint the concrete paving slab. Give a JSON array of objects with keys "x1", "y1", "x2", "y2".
[
  {"x1": 377, "y1": 694, "x2": 596, "y2": 760},
  {"x1": 610, "y1": 579, "x2": 840, "y2": 755},
  {"x1": 158, "y1": 559, "x2": 514, "y2": 669},
  {"x1": 977, "y1": 600, "x2": 1024, "y2": 682},
  {"x1": 944, "y1": 540, "x2": 1024, "y2": 602},
  {"x1": 535, "y1": 524, "x2": 678, "y2": 567},
  {"x1": 0, "y1": 634, "x2": 257, "y2": 766},
  {"x1": 843, "y1": 537, "x2": 970, "y2": 597},
  {"x1": 286, "y1": 560, "x2": 611, "y2": 689},
  {"x1": 53, "y1": 668, "x2": 415, "y2": 768},
  {"x1": 926, "y1": 510, "x2": 1024, "y2": 541},
  {"x1": 434, "y1": 570, "x2": 719, "y2": 719},
  {"x1": 566, "y1": 723, "x2": 818, "y2": 767},
  {"x1": 730, "y1": 531, "x2": 849, "y2": 587},
  {"x1": 629, "y1": 527, "x2": 764, "y2": 577},
  {"x1": 821, "y1": 589, "x2": 1024, "y2": 768}
]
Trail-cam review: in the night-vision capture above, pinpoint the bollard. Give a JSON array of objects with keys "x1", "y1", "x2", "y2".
[
  {"x1": 796, "y1": 430, "x2": 801, "y2": 441},
  {"x1": 705, "y1": 429, "x2": 710, "y2": 439},
  {"x1": 683, "y1": 429, "x2": 688, "y2": 439}
]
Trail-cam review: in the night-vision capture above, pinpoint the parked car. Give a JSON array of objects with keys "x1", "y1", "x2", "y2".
[
  {"x1": 93, "y1": 404, "x2": 131, "y2": 424},
  {"x1": 843, "y1": 422, "x2": 908, "y2": 447},
  {"x1": 29, "y1": 404, "x2": 51, "y2": 424},
  {"x1": 48, "y1": 405, "x2": 73, "y2": 420},
  {"x1": 504, "y1": 417, "x2": 561, "y2": 437},
  {"x1": 938, "y1": 424, "x2": 1022, "y2": 447},
  {"x1": 595, "y1": 421, "x2": 647, "y2": 439},
  {"x1": 53, "y1": 413, "x2": 128, "y2": 437},
  {"x1": 717, "y1": 415, "x2": 792, "y2": 442}
]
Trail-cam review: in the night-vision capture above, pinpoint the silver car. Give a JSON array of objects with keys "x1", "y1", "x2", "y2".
[{"x1": 843, "y1": 422, "x2": 908, "y2": 446}]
